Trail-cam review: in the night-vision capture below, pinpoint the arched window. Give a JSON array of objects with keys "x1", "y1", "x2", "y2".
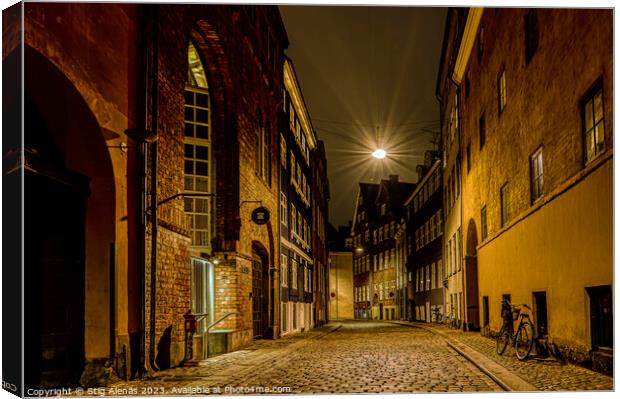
[{"x1": 184, "y1": 42, "x2": 213, "y2": 249}]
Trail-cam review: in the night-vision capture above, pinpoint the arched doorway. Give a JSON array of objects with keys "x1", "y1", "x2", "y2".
[
  {"x1": 251, "y1": 245, "x2": 270, "y2": 338},
  {"x1": 21, "y1": 46, "x2": 116, "y2": 388},
  {"x1": 464, "y1": 218, "x2": 480, "y2": 331}
]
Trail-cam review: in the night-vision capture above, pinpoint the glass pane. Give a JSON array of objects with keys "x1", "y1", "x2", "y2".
[
  {"x1": 196, "y1": 231, "x2": 209, "y2": 246},
  {"x1": 185, "y1": 144, "x2": 194, "y2": 158},
  {"x1": 188, "y1": 43, "x2": 208, "y2": 89},
  {"x1": 196, "y1": 124, "x2": 209, "y2": 139},
  {"x1": 196, "y1": 109, "x2": 209, "y2": 124},
  {"x1": 196, "y1": 145, "x2": 209, "y2": 160},
  {"x1": 586, "y1": 130, "x2": 595, "y2": 161},
  {"x1": 184, "y1": 197, "x2": 193, "y2": 212},
  {"x1": 584, "y1": 100, "x2": 593, "y2": 130},
  {"x1": 184, "y1": 176, "x2": 194, "y2": 191},
  {"x1": 184, "y1": 91, "x2": 194, "y2": 106},
  {"x1": 185, "y1": 107, "x2": 194, "y2": 122},
  {"x1": 184, "y1": 160, "x2": 194, "y2": 174},
  {"x1": 195, "y1": 177, "x2": 209, "y2": 192},
  {"x1": 595, "y1": 123, "x2": 605, "y2": 151},
  {"x1": 594, "y1": 91, "x2": 603, "y2": 123},
  {"x1": 196, "y1": 93, "x2": 209, "y2": 109},
  {"x1": 195, "y1": 198, "x2": 209, "y2": 213},
  {"x1": 184, "y1": 123, "x2": 194, "y2": 137},
  {"x1": 195, "y1": 214, "x2": 208, "y2": 229},
  {"x1": 195, "y1": 161, "x2": 209, "y2": 176}
]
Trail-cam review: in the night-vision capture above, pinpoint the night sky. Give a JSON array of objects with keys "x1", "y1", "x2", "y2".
[{"x1": 279, "y1": 5, "x2": 447, "y2": 228}]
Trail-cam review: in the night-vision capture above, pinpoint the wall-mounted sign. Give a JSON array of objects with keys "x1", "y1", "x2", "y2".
[{"x1": 251, "y1": 206, "x2": 270, "y2": 225}]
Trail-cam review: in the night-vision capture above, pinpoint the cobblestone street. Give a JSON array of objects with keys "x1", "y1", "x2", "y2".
[
  {"x1": 95, "y1": 320, "x2": 613, "y2": 396},
  {"x1": 405, "y1": 321, "x2": 614, "y2": 391}
]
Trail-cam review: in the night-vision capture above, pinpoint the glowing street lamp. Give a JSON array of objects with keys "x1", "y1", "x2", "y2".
[{"x1": 372, "y1": 148, "x2": 387, "y2": 159}]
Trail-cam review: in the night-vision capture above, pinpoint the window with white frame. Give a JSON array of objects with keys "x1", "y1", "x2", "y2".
[
  {"x1": 280, "y1": 133, "x2": 287, "y2": 168},
  {"x1": 281, "y1": 254, "x2": 288, "y2": 287},
  {"x1": 185, "y1": 42, "x2": 214, "y2": 250},
  {"x1": 291, "y1": 258, "x2": 298, "y2": 290},
  {"x1": 530, "y1": 147, "x2": 544, "y2": 203},
  {"x1": 583, "y1": 83, "x2": 605, "y2": 163},
  {"x1": 280, "y1": 192, "x2": 287, "y2": 226}
]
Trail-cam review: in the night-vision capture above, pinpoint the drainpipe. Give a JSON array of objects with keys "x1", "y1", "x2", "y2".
[{"x1": 148, "y1": 3, "x2": 160, "y2": 373}]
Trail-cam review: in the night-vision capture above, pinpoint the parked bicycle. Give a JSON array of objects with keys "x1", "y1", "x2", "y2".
[
  {"x1": 495, "y1": 299, "x2": 535, "y2": 360},
  {"x1": 431, "y1": 307, "x2": 443, "y2": 323}
]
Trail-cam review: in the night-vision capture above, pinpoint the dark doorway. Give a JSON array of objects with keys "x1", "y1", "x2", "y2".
[
  {"x1": 464, "y1": 219, "x2": 480, "y2": 330},
  {"x1": 482, "y1": 296, "x2": 490, "y2": 327},
  {"x1": 587, "y1": 286, "x2": 613, "y2": 350},
  {"x1": 379, "y1": 303, "x2": 384, "y2": 320},
  {"x1": 24, "y1": 97, "x2": 89, "y2": 388},
  {"x1": 252, "y1": 250, "x2": 269, "y2": 338},
  {"x1": 533, "y1": 291, "x2": 548, "y2": 337}
]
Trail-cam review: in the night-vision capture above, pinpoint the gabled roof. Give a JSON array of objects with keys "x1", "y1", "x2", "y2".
[
  {"x1": 376, "y1": 179, "x2": 416, "y2": 218},
  {"x1": 351, "y1": 182, "x2": 379, "y2": 232}
]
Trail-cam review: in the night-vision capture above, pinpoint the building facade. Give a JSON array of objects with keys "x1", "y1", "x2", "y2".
[
  {"x1": 436, "y1": 8, "x2": 468, "y2": 329},
  {"x1": 327, "y1": 225, "x2": 354, "y2": 320},
  {"x1": 352, "y1": 176, "x2": 415, "y2": 320},
  {"x1": 405, "y1": 153, "x2": 443, "y2": 323},
  {"x1": 7, "y1": 2, "x2": 295, "y2": 389},
  {"x1": 279, "y1": 57, "x2": 318, "y2": 335},
  {"x1": 312, "y1": 141, "x2": 330, "y2": 326},
  {"x1": 454, "y1": 8, "x2": 613, "y2": 370}
]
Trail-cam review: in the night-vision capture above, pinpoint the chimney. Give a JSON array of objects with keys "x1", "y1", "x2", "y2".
[{"x1": 389, "y1": 174, "x2": 399, "y2": 182}]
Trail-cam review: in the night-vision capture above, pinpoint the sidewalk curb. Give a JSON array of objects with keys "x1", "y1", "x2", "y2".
[{"x1": 389, "y1": 321, "x2": 536, "y2": 392}]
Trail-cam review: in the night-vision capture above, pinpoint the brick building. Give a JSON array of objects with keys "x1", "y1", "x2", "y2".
[
  {"x1": 405, "y1": 153, "x2": 444, "y2": 323},
  {"x1": 351, "y1": 176, "x2": 415, "y2": 320},
  {"x1": 312, "y1": 141, "x2": 330, "y2": 326},
  {"x1": 6, "y1": 2, "x2": 291, "y2": 389},
  {"x1": 451, "y1": 8, "x2": 612, "y2": 370}
]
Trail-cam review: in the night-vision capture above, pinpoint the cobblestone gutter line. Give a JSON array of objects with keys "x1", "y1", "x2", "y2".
[
  {"x1": 390, "y1": 321, "x2": 613, "y2": 392},
  {"x1": 390, "y1": 321, "x2": 536, "y2": 392}
]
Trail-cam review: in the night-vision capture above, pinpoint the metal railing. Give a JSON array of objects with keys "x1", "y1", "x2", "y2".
[{"x1": 205, "y1": 312, "x2": 240, "y2": 359}]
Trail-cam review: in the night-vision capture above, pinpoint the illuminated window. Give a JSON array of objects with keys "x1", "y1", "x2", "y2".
[
  {"x1": 583, "y1": 83, "x2": 605, "y2": 163},
  {"x1": 185, "y1": 42, "x2": 213, "y2": 249},
  {"x1": 291, "y1": 258, "x2": 298, "y2": 290},
  {"x1": 280, "y1": 133, "x2": 287, "y2": 168},
  {"x1": 280, "y1": 192, "x2": 287, "y2": 226},
  {"x1": 281, "y1": 255, "x2": 288, "y2": 287},
  {"x1": 530, "y1": 147, "x2": 544, "y2": 203},
  {"x1": 498, "y1": 70, "x2": 507, "y2": 113},
  {"x1": 449, "y1": 93, "x2": 459, "y2": 144},
  {"x1": 291, "y1": 204, "x2": 297, "y2": 235}
]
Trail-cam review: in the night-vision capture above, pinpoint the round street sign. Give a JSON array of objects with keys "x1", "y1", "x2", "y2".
[{"x1": 251, "y1": 206, "x2": 270, "y2": 225}]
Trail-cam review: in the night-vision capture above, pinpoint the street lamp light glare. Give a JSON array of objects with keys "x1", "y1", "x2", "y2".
[{"x1": 372, "y1": 149, "x2": 387, "y2": 159}]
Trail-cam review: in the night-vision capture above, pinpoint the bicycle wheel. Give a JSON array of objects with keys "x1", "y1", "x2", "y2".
[
  {"x1": 515, "y1": 322, "x2": 535, "y2": 360},
  {"x1": 496, "y1": 327, "x2": 510, "y2": 355}
]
